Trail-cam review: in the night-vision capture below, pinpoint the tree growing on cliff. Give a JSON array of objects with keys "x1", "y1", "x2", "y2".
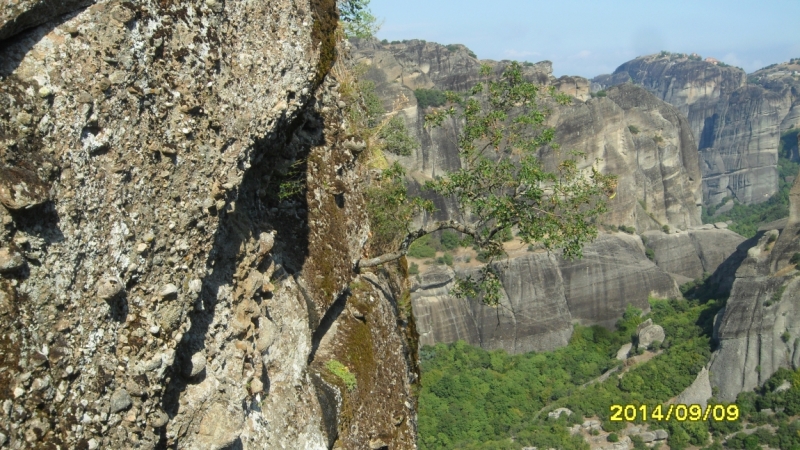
[
  {"x1": 338, "y1": 0, "x2": 381, "y2": 38},
  {"x1": 360, "y1": 62, "x2": 617, "y2": 306}
]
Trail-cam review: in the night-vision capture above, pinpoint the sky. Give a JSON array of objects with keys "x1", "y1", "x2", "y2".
[{"x1": 370, "y1": 0, "x2": 800, "y2": 78}]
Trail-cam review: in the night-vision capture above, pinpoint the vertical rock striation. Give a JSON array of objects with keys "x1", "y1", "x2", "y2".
[
  {"x1": 411, "y1": 234, "x2": 680, "y2": 354},
  {"x1": 709, "y1": 175, "x2": 800, "y2": 401},
  {"x1": 595, "y1": 54, "x2": 800, "y2": 206}
]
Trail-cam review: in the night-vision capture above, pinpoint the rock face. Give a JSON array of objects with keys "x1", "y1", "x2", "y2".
[
  {"x1": 548, "y1": 84, "x2": 702, "y2": 231},
  {"x1": 709, "y1": 175, "x2": 800, "y2": 401},
  {"x1": 595, "y1": 53, "x2": 800, "y2": 206},
  {"x1": 642, "y1": 226, "x2": 747, "y2": 290},
  {"x1": 0, "y1": 1, "x2": 416, "y2": 449},
  {"x1": 352, "y1": 39, "x2": 703, "y2": 232},
  {"x1": 675, "y1": 367, "x2": 713, "y2": 408},
  {"x1": 411, "y1": 234, "x2": 679, "y2": 354}
]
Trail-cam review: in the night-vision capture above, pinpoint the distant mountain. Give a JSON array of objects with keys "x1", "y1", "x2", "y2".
[{"x1": 594, "y1": 53, "x2": 800, "y2": 207}]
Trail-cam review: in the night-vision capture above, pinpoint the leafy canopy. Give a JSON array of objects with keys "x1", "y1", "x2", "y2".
[
  {"x1": 370, "y1": 62, "x2": 615, "y2": 306},
  {"x1": 337, "y1": 0, "x2": 381, "y2": 38}
]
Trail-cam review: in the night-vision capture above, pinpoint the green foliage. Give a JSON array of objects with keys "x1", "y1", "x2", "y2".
[
  {"x1": 467, "y1": 50, "x2": 477, "y2": 59},
  {"x1": 436, "y1": 253, "x2": 454, "y2": 266},
  {"x1": 276, "y1": 159, "x2": 308, "y2": 201},
  {"x1": 326, "y1": 359, "x2": 357, "y2": 391},
  {"x1": 628, "y1": 125, "x2": 640, "y2": 134},
  {"x1": 702, "y1": 131, "x2": 800, "y2": 237},
  {"x1": 607, "y1": 433, "x2": 619, "y2": 443},
  {"x1": 413, "y1": 88, "x2": 447, "y2": 109},
  {"x1": 619, "y1": 225, "x2": 636, "y2": 234},
  {"x1": 782, "y1": 331, "x2": 791, "y2": 343},
  {"x1": 791, "y1": 252, "x2": 800, "y2": 268},
  {"x1": 591, "y1": 90, "x2": 607, "y2": 98},
  {"x1": 422, "y1": 62, "x2": 615, "y2": 305},
  {"x1": 440, "y1": 230, "x2": 461, "y2": 250},
  {"x1": 653, "y1": 134, "x2": 664, "y2": 144},
  {"x1": 338, "y1": 0, "x2": 381, "y2": 38},
  {"x1": 366, "y1": 163, "x2": 429, "y2": 253},
  {"x1": 662, "y1": 224, "x2": 670, "y2": 233},
  {"x1": 646, "y1": 248, "x2": 655, "y2": 261},
  {"x1": 379, "y1": 116, "x2": 418, "y2": 156},
  {"x1": 767, "y1": 285, "x2": 786, "y2": 307},
  {"x1": 418, "y1": 297, "x2": 723, "y2": 449},
  {"x1": 408, "y1": 262, "x2": 419, "y2": 275},
  {"x1": 408, "y1": 234, "x2": 437, "y2": 258}
]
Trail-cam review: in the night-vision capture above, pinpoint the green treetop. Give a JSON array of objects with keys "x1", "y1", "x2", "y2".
[{"x1": 359, "y1": 62, "x2": 617, "y2": 306}]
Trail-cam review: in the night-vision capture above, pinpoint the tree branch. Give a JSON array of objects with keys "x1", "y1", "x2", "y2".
[{"x1": 357, "y1": 220, "x2": 479, "y2": 269}]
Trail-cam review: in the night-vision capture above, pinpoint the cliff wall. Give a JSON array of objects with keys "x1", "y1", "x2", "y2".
[
  {"x1": 709, "y1": 175, "x2": 800, "y2": 401},
  {"x1": 352, "y1": 39, "x2": 703, "y2": 231},
  {"x1": 0, "y1": 1, "x2": 415, "y2": 448},
  {"x1": 595, "y1": 54, "x2": 800, "y2": 206},
  {"x1": 411, "y1": 234, "x2": 680, "y2": 354}
]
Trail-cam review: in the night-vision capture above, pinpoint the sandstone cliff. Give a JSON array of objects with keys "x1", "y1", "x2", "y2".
[
  {"x1": 0, "y1": 1, "x2": 415, "y2": 449},
  {"x1": 595, "y1": 53, "x2": 800, "y2": 206},
  {"x1": 351, "y1": 39, "x2": 703, "y2": 232},
  {"x1": 709, "y1": 175, "x2": 800, "y2": 401},
  {"x1": 411, "y1": 233, "x2": 680, "y2": 354}
]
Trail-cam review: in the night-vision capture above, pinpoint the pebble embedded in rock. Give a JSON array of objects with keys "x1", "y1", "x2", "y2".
[
  {"x1": 188, "y1": 351, "x2": 206, "y2": 377},
  {"x1": 149, "y1": 325, "x2": 160, "y2": 335},
  {"x1": 158, "y1": 284, "x2": 178, "y2": 298},
  {"x1": 258, "y1": 231, "x2": 275, "y2": 257},
  {"x1": 109, "y1": 389, "x2": 132, "y2": 413},
  {"x1": 0, "y1": 247, "x2": 25, "y2": 273},
  {"x1": 249, "y1": 377, "x2": 263, "y2": 394},
  {"x1": 149, "y1": 410, "x2": 169, "y2": 428},
  {"x1": 97, "y1": 276, "x2": 124, "y2": 300}
]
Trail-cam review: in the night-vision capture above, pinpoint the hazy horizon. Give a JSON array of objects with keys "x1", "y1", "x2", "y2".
[{"x1": 370, "y1": 0, "x2": 800, "y2": 78}]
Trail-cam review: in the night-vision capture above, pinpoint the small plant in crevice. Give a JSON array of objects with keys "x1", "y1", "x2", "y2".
[{"x1": 325, "y1": 359, "x2": 357, "y2": 391}]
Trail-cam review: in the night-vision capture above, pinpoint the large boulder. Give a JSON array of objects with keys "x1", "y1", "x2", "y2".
[{"x1": 637, "y1": 319, "x2": 665, "y2": 348}]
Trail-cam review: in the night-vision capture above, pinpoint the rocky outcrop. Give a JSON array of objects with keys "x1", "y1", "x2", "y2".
[
  {"x1": 547, "y1": 84, "x2": 702, "y2": 231},
  {"x1": 642, "y1": 226, "x2": 747, "y2": 287},
  {"x1": 709, "y1": 176, "x2": 800, "y2": 401},
  {"x1": 411, "y1": 234, "x2": 679, "y2": 354},
  {"x1": 0, "y1": 1, "x2": 416, "y2": 449},
  {"x1": 352, "y1": 40, "x2": 703, "y2": 232},
  {"x1": 674, "y1": 367, "x2": 712, "y2": 408},
  {"x1": 595, "y1": 54, "x2": 800, "y2": 206},
  {"x1": 636, "y1": 319, "x2": 665, "y2": 348}
]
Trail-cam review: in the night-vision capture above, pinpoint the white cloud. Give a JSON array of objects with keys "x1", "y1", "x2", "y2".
[{"x1": 574, "y1": 50, "x2": 591, "y2": 59}]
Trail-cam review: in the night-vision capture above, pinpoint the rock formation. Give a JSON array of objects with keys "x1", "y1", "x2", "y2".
[
  {"x1": 351, "y1": 39, "x2": 704, "y2": 232},
  {"x1": 636, "y1": 319, "x2": 665, "y2": 348},
  {"x1": 642, "y1": 225, "x2": 747, "y2": 288},
  {"x1": 709, "y1": 175, "x2": 800, "y2": 401},
  {"x1": 0, "y1": 1, "x2": 416, "y2": 448},
  {"x1": 411, "y1": 234, "x2": 680, "y2": 354},
  {"x1": 594, "y1": 53, "x2": 800, "y2": 206}
]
